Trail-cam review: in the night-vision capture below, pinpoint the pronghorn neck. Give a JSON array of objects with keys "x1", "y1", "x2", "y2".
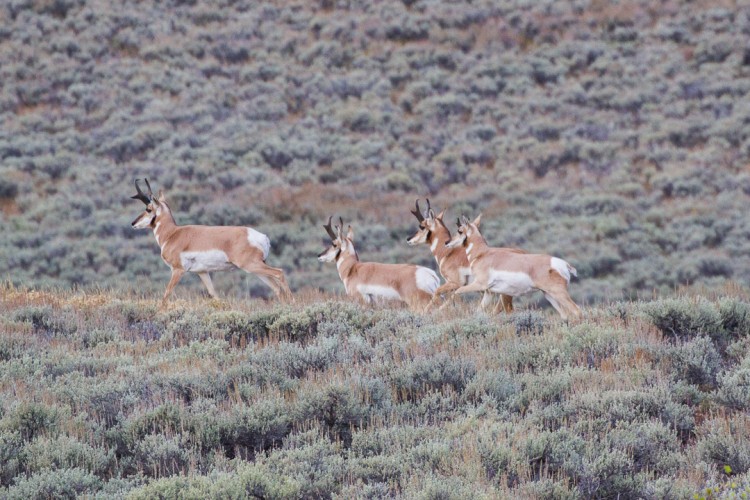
[
  {"x1": 152, "y1": 207, "x2": 177, "y2": 248},
  {"x1": 465, "y1": 230, "x2": 489, "y2": 264},
  {"x1": 428, "y1": 223, "x2": 454, "y2": 260},
  {"x1": 336, "y1": 247, "x2": 359, "y2": 289}
]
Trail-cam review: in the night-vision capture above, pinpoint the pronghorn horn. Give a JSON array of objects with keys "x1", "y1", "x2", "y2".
[
  {"x1": 323, "y1": 216, "x2": 337, "y2": 240},
  {"x1": 411, "y1": 199, "x2": 424, "y2": 222},
  {"x1": 426, "y1": 198, "x2": 434, "y2": 218},
  {"x1": 130, "y1": 178, "x2": 151, "y2": 205},
  {"x1": 456, "y1": 217, "x2": 462, "y2": 227},
  {"x1": 144, "y1": 178, "x2": 154, "y2": 198},
  {"x1": 339, "y1": 217, "x2": 344, "y2": 236}
]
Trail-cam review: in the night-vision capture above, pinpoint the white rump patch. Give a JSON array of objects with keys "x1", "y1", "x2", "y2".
[
  {"x1": 487, "y1": 270, "x2": 534, "y2": 296},
  {"x1": 247, "y1": 228, "x2": 270, "y2": 259},
  {"x1": 356, "y1": 284, "x2": 402, "y2": 301},
  {"x1": 550, "y1": 257, "x2": 572, "y2": 282},
  {"x1": 415, "y1": 267, "x2": 440, "y2": 294},
  {"x1": 180, "y1": 250, "x2": 235, "y2": 273}
]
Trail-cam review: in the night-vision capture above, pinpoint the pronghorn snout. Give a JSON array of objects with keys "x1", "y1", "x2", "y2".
[
  {"x1": 131, "y1": 213, "x2": 153, "y2": 229},
  {"x1": 318, "y1": 248, "x2": 336, "y2": 262}
]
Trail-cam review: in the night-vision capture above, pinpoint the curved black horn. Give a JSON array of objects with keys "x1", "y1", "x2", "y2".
[
  {"x1": 323, "y1": 216, "x2": 337, "y2": 240},
  {"x1": 426, "y1": 198, "x2": 435, "y2": 218},
  {"x1": 456, "y1": 217, "x2": 462, "y2": 227},
  {"x1": 411, "y1": 199, "x2": 424, "y2": 222},
  {"x1": 130, "y1": 178, "x2": 151, "y2": 205},
  {"x1": 144, "y1": 178, "x2": 154, "y2": 198}
]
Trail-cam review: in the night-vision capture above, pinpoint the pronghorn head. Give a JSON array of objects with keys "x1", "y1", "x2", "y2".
[
  {"x1": 130, "y1": 178, "x2": 168, "y2": 229},
  {"x1": 318, "y1": 216, "x2": 355, "y2": 262},
  {"x1": 406, "y1": 199, "x2": 446, "y2": 246},
  {"x1": 445, "y1": 214, "x2": 482, "y2": 248}
]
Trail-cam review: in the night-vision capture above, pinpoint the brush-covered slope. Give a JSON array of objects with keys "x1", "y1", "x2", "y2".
[{"x1": 0, "y1": 1, "x2": 749, "y2": 302}]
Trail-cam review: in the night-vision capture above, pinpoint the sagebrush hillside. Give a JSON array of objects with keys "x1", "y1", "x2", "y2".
[
  {"x1": 1, "y1": 286, "x2": 749, "y2": 497},
  {"x1": 1, "y1": 0, "x2": 749, "y2": 302}
]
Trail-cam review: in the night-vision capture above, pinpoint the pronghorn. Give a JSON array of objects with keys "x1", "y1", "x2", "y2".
[
  {"x1": 318, "y1": 216, "x2": 439, "y2": 310},
  {"x1": 130, "y1": 178, "x2": 291, "y2": 302},
  {"x1": 406, "y1": 199, "x2": 518, "y2": 313},
  {"x1": 445, "y1": 214, "x2": 581, "y2": 320}
]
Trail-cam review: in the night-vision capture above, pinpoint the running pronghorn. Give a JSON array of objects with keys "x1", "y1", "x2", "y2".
[
  {"x1": 445, "y1": 214, "x2": 581, "y2": 320},
  {"x1": 406, "y1": 199, "x2": 518, "y2": 313},
  {"x1": 318, "y1": 216, "x2": 439, "y2": 310},
  {"x1": 130, "y1": 179, "x2": 291, "y2": 303}
]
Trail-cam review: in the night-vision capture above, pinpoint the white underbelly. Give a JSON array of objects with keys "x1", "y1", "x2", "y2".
[
  {"x1": 356, "y1": 284, "x2": 402, "y2": 301},
  {"x1": 180, "y1": 250, "x2": 235, "y2": 272},
  {"x1": 488, "y1": 270, "x2": 534, "y2": 296}
]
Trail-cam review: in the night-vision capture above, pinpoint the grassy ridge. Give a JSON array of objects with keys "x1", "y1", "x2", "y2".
[{"x1": 1, "y1": 285, "x2": 749, "y2": 498}]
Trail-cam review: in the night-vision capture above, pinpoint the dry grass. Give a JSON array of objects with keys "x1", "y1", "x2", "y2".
[{"x1": 1, "y1": 284, "x2": 749, "y2": 497}]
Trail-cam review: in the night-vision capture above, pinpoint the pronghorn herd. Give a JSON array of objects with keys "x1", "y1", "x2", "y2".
[{"x1": 131, "y1": 179, "x2": 581, "y2": 319}]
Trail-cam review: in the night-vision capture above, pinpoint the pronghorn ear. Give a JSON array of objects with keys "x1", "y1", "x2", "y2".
[
  {"x1": 436, "y1": 209, "x2": 446, "y2": 220},
  {"x1": 157, "y1": 190, "x2": 166, "y2": 203},
  {"x1": 473, "y1": 214, "x2": 482, "y2": 227},
  {"x1": 346, "y1": 225, "x2": 354, "y2": 240}
]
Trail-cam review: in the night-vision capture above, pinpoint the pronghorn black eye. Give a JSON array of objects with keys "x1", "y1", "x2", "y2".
[{"x1": 146, "y1": 208, "x2": 152, "y2": 213}]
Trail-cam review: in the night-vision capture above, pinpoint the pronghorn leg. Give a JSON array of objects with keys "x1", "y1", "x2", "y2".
[
  {"x1": 543, "y1": 292, "x2": 567, "y2": 320},
  {"x1": 430, "y1": 281, "x2": 460, "y2": 309},
  {"x1": 479, "y1": 291, "x2": 495, "y2": 312},
  {"x1": 542, "y1": 288, "x2": 581, "y2": 321},
  {"x1": 434, "y1": 282, "x2": 461, "y2": 299},
  {"x1": 543, "y1": 271, "x2": 582, "y2": 320},
  {"x1": 239, "y1": 261, "x2": 290, "y2": 300},
  {"x1": 162, "y1": 268, "x2": 185, "y2": 303},
  {"x1": 197, "y1": 272, "x2": 218, "y2": 298},
  {"x1": 454, "y1": 281, "x2": 487, "y2": 296},
  {"x1": 556, "y1": 292, "x2": 582, "y2": 320},
  {"x1": 258, "y1": 272, "x2": 282, "y2": 296},
  {"x1": 355, "y1": 292, "x2": 374, "y2": 307},
  {"x1": 412, "y1": 291, "x2": 434, "y2": 312},
  {"x1": 269, "y1": 272, "x2": 293, "y2": 299},
  {"x1": 452, "y1": 281, "x2": 489, "y2": 311},
  {"x1": 493, "y1": 294, "x2": 514, "y2": 314},
  {"x1": 256, "y1": 275, "x2": 281, "y2": 297}
]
